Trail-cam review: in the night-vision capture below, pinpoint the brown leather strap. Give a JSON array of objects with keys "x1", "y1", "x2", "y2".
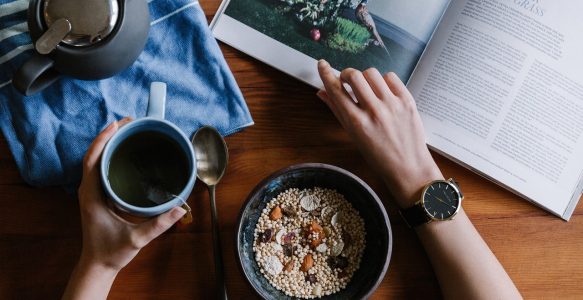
[{"x1": 400, "y1": 202, "x2": 431, "y2": 228}]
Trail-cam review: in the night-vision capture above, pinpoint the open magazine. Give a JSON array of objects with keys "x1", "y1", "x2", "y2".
[{"x1": 211, "y1": 0, "x2": 583, "y2": 220}]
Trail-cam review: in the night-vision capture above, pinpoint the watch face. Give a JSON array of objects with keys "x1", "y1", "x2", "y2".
[{"x1": 422, "y1": 181, "x2": 461, "y2": 220}]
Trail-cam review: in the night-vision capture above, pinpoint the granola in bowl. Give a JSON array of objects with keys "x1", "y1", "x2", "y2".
[{"x1": 253, "y1": 187, "x2": 366, "y2": 298}]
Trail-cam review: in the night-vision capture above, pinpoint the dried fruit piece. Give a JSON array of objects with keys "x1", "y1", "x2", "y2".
[
  {"x1": 270, "y1": 206, "x2": 282, "y2": 220},
  {"x1": 264, "y1": 256, "x2": 284, "y2": 275},
  {"x1": 338, "y1": 269, "x2": 348, "y2": 278},
  {"x1": 260, "y1": 229, "x2": 273, "y2": 243},
  {"x1": 300, "y1": 194, "x2": 321, "y2": 211},
  {"x1": 311, "y1": 236, "x2": 323, "y2": 248},
  {"x1": 305, "y1": 274, "x2": 318, "y2": 283},
  {"x1": 308, "y1": 220, "x2": 323, "y2": 233},
  {"x1": 275, "y1": 229, "x2": 286, "y2": 244},
  {"x1": 335, "y1": 256, "x2": 349, "y2": 269},
  {"x1": 306, "y1": 221, "x2": 325, "y2": 248},
  {"x1": 282, "y1": 232, "x2": 296, "y2": 244},
  {"x1": 282, "y1": 244, "x2": 295, "y2": 257},
  {"x1": 300, "y1": 254, "x2": 314, "y2": 272},
  {"x1": 316, "y1": 243, "x2": 328, "y2": 253},
  {"x1": 284, "y1": 260, "x2": 294, "y2": 272},
  {"x1": 327, "y1": 256, "x2": 349, "y2": 269},
  {"x1": 331, "y1": 240, "x2": 345, "y2": 256},
  {"x1": 281, "y1": 206, "x2": 297, "y2": 217},
  {"x1": 326, "y1": 257, "x2": 335, "y2": 269}
]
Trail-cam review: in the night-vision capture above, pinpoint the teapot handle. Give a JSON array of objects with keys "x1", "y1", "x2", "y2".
[{"x1": 13, "y1": 53, "x2": 61, "y2": 96}]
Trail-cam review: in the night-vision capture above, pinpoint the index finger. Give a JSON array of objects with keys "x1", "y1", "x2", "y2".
[{"x1": 318, "y1": 60, "x2": 361, "y2": 119}]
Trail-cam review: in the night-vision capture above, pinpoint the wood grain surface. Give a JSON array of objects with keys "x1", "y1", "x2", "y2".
[{"x1": 1, "y1": 1, "x2": 582, "y2": 299}]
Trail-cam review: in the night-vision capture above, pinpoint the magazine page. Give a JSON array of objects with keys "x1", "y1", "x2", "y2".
[
  {"x1": 407, "y1": 0, "x2": 583, "y2": 219},
  {"x1": 211, "y1": 0, "x2": 449, "y2": 88}
]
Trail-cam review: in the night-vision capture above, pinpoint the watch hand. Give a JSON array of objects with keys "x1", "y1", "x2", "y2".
[{"x1": 428, "y1": 193, "x2": 456, "y2": 209}]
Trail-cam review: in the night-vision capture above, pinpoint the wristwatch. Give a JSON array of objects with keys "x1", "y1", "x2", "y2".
[{"x1": 400, "y1": 178, "x2": 463, "y2": 228}]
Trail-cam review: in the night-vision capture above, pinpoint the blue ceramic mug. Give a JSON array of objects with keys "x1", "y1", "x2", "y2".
[{"x1": 100, "y1": 82, "x2": 197, "y2": 217}]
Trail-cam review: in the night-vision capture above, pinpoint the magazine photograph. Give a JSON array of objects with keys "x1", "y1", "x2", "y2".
[{"x1": 213, "y1": 0, "x2": 449, "y2": 84}]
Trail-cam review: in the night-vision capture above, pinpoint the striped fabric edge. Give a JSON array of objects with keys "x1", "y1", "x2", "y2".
[
  {"x1": 0, "y1": 22, "x2": 28, "y2": 43},
  {"x1": 0, "y1": 0, "x2": 28, "y2": 19},
  {"x1": 151, "y1": 1, "x2": 200, "y2": 26}
]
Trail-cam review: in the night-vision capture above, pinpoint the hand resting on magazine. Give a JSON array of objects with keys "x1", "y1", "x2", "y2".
[{"x1": 317, "y1": 59, "x2": 522, "y2": 300}]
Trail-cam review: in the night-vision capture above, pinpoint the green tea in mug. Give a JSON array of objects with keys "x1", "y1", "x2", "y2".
[{"x1": 107, "y1": 130, "x2": 190, "y2": 207}]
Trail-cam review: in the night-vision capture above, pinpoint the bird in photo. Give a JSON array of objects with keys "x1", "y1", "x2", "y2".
[{"x1": 355, "y1": 0, "x2": 391, "y2": 58}]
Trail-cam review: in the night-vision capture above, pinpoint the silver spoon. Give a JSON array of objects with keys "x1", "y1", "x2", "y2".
[{"x1": 192, "y1": 126, "x2": 229, "y2": 300}]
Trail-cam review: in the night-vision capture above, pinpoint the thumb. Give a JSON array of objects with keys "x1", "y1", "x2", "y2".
[{"x1": 135, "y1": 207, "x2": 186, "y2": 245}]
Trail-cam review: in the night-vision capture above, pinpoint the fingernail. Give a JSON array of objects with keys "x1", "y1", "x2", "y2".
[
  {"x1": 174, "y1": 206, "x2": 187, "y2": 216},
  {"x1": 318, "y1": 59, "x2": 329, "y2": 67}
]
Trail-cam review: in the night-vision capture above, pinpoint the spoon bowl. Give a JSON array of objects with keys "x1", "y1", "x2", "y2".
[{"x1": 193, "y1": 127, "x2": 228, "y2": 186}]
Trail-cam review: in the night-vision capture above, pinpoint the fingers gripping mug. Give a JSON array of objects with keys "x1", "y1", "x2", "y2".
[{"x1": 100, "y1": 82, "x2": 197, "y2": 217}]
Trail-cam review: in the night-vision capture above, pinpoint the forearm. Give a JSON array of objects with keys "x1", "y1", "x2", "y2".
[
  {"x1": 415, "y1": 209, "x2": 522, "y2": 299},
  {"x1": 62, "y1": 259, "x2": 118, "y2": 300},
  {"x1": 381, "y1": 162, "x2": 521, "y2": 299}
]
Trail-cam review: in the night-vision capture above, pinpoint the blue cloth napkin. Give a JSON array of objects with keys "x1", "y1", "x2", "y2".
[{"x1": 0, "y1": 0, "x2": 253, "y2": 187}]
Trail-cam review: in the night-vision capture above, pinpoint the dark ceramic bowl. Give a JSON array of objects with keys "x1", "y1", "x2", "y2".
[{"x1": 236, "y1": 163, "x2": 392, "y2": 299}]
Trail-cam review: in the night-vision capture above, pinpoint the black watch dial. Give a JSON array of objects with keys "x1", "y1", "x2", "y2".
[{"x1": 422, "y1": 181, "x2": 461, "y2": 220}]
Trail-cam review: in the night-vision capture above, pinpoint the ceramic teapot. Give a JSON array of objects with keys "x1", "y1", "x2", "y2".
[{"x1": 13, "y1": 0, "x2": 150, "y2": 95}]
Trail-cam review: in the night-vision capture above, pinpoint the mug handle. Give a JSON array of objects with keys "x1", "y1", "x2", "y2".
[
  {"x1": 12, "y1": 53, "x2": 61, "y2": 96},
  {"x1": 147, "y1": 82, "x2": 166, "y2": 120}
]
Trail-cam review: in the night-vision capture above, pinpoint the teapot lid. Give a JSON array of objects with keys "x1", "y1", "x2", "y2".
[{"x1": 43, "y1": 0, "x2": 119, "y2": 47}]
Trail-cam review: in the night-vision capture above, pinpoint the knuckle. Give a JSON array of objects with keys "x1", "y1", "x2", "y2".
[
  {"x1": 348, "y1": 72, "x2": 361, "y2": 82},
  {"x1": 363, "y1": 68, "x2": 378, "y2": 77},
  {"x1": 370, "y1": 106, "x2": 385, "y2": 120},
  {"x1": 152, "y1": 217, "x2": 170, "y2": 233},
  {"x1": 80, "y1": 205, "x2": 94, "y2": 220},
  {"x1": 82, "y1": 154, "x2": 91, "y2": 168},
  {"x1": 78, "y1": 198, "x2": 95, "y2": 219},
  {"x1": 342, "y1": 68, "x2": 360, "y2": 82},
  {"x1": 349, "y1": 114, "x2": 368, "y2": 129},
  {"x1": 385, "y1": 72, "x2": 400, "y2": 85},
  {"x1": 403, "y1": 97, "x2": 418, "y2": 112},
  {"x1": 129, "y1": 232, "x2": 145, "y2": 249}
]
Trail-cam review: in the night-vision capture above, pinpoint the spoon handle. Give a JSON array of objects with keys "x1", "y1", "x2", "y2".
[{"x1": 209, "y1": 185, "x2": 228, "y2": 300}]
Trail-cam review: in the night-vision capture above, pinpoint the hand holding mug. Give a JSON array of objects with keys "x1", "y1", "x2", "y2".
[{"x1": 77, "y1": 117, "x2": 187, "y2": 273}]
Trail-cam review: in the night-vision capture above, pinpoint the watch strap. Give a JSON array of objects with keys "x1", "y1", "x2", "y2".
[
  {"x1": 450, "y1": 178, "x2": 464, "y2": 199},
  {"x1": 400, "y1": 202, "x2": 431, "y2": 228}
]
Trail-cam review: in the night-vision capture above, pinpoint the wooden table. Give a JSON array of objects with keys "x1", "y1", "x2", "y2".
[{"x1": 2, "y1": 1, "x2": 582, "y2": 298}]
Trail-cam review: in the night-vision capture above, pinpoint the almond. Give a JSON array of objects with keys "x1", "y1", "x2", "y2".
[
  {"x1": 270, "y1": 206, "x2": 282, "y2": 220},
  {"x1": 284, "y1": 260, "x2": 294, "y2": 272},
  {"x1": 311, "y1": 236, "x2": 323, "y2": 248},
  {"x1": 309, "y1": 220, "x2": 323, "y2": 233},
  {"x1": 300, "y1": 254, "x2": 314, "y2": 272}
]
